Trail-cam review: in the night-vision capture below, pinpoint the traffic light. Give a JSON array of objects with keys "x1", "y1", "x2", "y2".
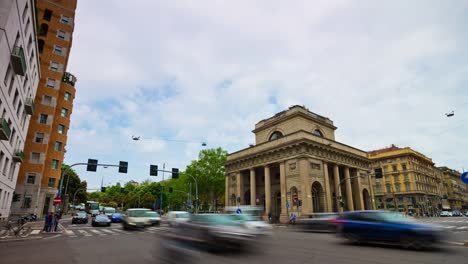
[
  {"x1": 118, "y1": 161, "x2": 128, "y2": 173},
  {"x1": 150, "y1": 165, "x2": 158, "y2": 176},
  {"x1": 87, "y1": 159, "x2": 98, "y2": 172},
  {"x1": 172, "y1": 168, "x2": 179, "y2": 179},
  {"x1": 101, "y1": 187, "x2": 106, "y2": 192},
  {"x1": 168, "y1": 187, "x2": 173, "y2": 193},
  {"x1": 12, "y1": 192, "x2": 21, "y2": 202}
]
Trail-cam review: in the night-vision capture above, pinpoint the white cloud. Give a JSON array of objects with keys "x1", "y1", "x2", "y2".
[{"x1": 65, "y1": 0, "x2": 468, "y2": 188}]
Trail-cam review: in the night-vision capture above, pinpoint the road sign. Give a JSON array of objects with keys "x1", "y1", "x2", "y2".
[
  {"x1": 53, "y1": 196, "x2": 61, "y2": 205},
  {"x1": 461, "y1": 172, "x2": 468, "y2": 184},
  {"x1": 293, "y1": 194, "x2": 298, "y2": 202},
  {"x1": 186, "y1": 200, "x2": 191, "y2": 207},
  {"x1": 236, "y1": 208, "x2": 242, "y2": 214},
  {"x1": 286, "y1": 201, "x2": 290, "y2": 209}
]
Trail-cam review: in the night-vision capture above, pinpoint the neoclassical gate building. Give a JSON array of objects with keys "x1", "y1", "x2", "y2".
[{"x1": 225, "y1": 105, "x2": 375, "y2": 223}]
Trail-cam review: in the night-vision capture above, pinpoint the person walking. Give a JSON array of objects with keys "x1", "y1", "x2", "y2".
[
  {"x1": 46, "y1": 212, "x2": 53, "y2": 232},
  {"x1": 53, "y1": 212, "x2": 61, "y2": 232},
  {"x1": 43, "y1": 212, "x2": 51, "y2": 232}
]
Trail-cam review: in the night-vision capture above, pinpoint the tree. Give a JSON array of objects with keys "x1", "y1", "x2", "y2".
[{"x1": 61, "y1": 164, "x2": 87, "y2": 204}]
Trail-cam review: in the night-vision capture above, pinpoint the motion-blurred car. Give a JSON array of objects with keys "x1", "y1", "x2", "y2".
[
  {"x1": 122, "y1": 208, "x2": 150, "y2": 230},
  {"x1": 165, "y1": 211, "x2": 190, "y2": 226},
  {"x1": 440, "y1": 211, "x2": 452, "y2": 217},
  {"x1": 228, "y1": 214, "x2": 272, "y2": 236},
  {"x1": 335, "y1": 210, "x2": 443, "y2": 250},
  {"x1": 295, "y1": 213, "x2": 339, "y2": 232},
  {"x1": 92, "y1": 214, "x2": 111, "y2": 227},
  {"x1": 143, "y1": 211, "x2": 161, "y2": 226},
  {"x1": 72, "y1": 212, "x2": 88, "y2": 224},
  {"x1": 91, "y1": 209, "x2": 100, "y2": 217},
  {"x1": 104, "y1": 207, "x2": 116, "y2": 218},
  {"x1": 178, "y1": 214, "x2": 256, "y2": 251},
  {"x1": 452, "y1": 210, "x2": 462, "y2": 217},
  {"x1": 110, "y1": 213, "x2": 123, "y2": 223}
]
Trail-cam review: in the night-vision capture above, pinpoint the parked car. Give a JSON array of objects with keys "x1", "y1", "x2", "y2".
[
  {"x1": 335, "y1": 211, "x2": 443, "y2": 250},
  {"x1": 452, "y1": 210, "x2": 462, "y2": 217},
  {"x1": 440, "y1": 211, "x2": 452, "y2": 217},
  {"x1": 92, "y1": 214, "x2": 111, "y2": 227},
  {"x1": 165, "y1": 211, "x2": 190, "y2": 227},
  {"x1": 110, "y1": 213, "x2": 123, "y2": 223},
  {"x1": 91, "y1": 209, "x2": 100, "y2": 217},
  {"x1": 103, "y1": 207, "x2": 116, "y2": 218},
  {"x1": 122, "y1": 208, "x2": 151, "y2": 230},
  {"x1": 143, "y1": 211, "x2": 161, "y2": 226},
  {"x1": 295, "y1": 213, "x2": 339, "y2": 232},
  {"x1": 227, "y1": 214, "x2": 272, "y2": 236},
  {"x1": 72, "y1": 212, "x2": 88, "y2": 224}
]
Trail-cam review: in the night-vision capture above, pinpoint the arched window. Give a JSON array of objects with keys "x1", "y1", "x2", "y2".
[
  {"x1": 269, "y1": 131, "x2": 283, "y2": 140},
  {"x1": 312, "y1": 129, "x2": 323, "y2": 137},
  {"x1": 38, "y1": 39, "x2": 45, "y2": 53},
  {"x1": 39, "y1": 23, "x2": 48, "y2": 37}
]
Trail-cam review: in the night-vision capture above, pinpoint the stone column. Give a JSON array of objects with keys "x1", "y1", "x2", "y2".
[
  {"x1": 264, "y1": 165, "x2": 271, "y2": 215},
  {"x1": 236, "y1": 172, "x2": 242, "y2": 205},
  {"x1": 345, "y1": 167, "x2": 354, "y2": 211},
  {"x1": 368, "y1": 174, "x2": 376, "y2": 209},
  {"x1": 355, "y1": 170, "x2": 364, "y2": 210},
  {"x1": 279, "y1": 162, "x2": 288, "y2": 223},
  {"x1": 299, "y1": 158, "x2": 312, "y2": 215},
  {"x1": 333, "y1": 165, "x2": 343, "y2": 213},
  {"x1": 225, "y1": 175, "x2": 229, "y2": 207},
  {"x1": 323, "y1": 162, "x2": 332, "y2": 212},
  {"x1": 250, "y1": 168, "x2": 256, "y2": 206}
]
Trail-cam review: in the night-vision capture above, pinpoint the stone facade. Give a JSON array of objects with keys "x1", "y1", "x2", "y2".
[{"x1": 225, "y1": 105, "x2": 374, "y2": 223}]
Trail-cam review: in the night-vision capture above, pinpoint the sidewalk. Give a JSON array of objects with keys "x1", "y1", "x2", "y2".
[{"x1": 0, "y1": 217, "x2": 70, "y2": 242}]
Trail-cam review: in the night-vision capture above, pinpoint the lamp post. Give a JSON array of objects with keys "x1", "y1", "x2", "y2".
[{"x1": 186, "y1": 174, "x2": 199, "y2": 213}]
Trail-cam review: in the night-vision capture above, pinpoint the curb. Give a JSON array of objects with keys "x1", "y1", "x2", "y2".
[{"x1": 0, "y1": 236, "x2": 43, "y2": 243}]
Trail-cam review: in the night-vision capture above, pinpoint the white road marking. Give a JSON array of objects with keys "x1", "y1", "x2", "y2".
[
  {"x1": 100, "y1": 229, "x2": 117, "y2": 235},
  {"x1": 89, "y1": 229, "x2": 106, "y2": 235},
  {"x1": 30, "y1": 230, "x2": 41, "y2": 235},
  {"x1": 65, "y1": 230, "x2": 75, "y2": 236},
  {"x1": 442, "y1": 226, "x2": 456, "y2": 229},
  {"x1": 456, "y1": 226, "x2": 468, "y2": 230},
  {"x1": 77, "y1": 230, "x2": 92, "y2": 236},
  {"x1": 111, "y1": 229, "x2": 132, "y2": 235}
]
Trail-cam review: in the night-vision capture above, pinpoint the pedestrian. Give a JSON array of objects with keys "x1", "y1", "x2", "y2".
[
  {"x1": 54, "y1": 212, "x2": 60, "y2": 232},
  {"x1": 43, "y1": 212, "x2": 51, "y2": 231},
  {"x1": 46, "y1": 212, "x2": 53, "y2": 232}
]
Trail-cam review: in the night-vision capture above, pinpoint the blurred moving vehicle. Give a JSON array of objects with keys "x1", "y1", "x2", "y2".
[
  {"x1": 335, "y1": 211, "x2": 443, "y2": 250},
  {"x1": 295, "y1": 213, "x2": 339, "y2": 232},
  {"x1": 165, "y1": 211, "x2": 190, "y2": 226},
  {"x1": 92, "y1": 214, "x2": 111, "y2": 227},
  {"x1": 143, "y1": 211, "x2": 161, "y2": 226},
  {"x1": 122, "y1": 208, "x2": 150, "y2": 230},
  {"x1": 228, "y1": 214, "x2": 272, "y2": 236},
  {"x1": 72, "y1": 212, "x2": 88, "y2": 224},
  {"x1": 104, "y1": 207, "x2": 116, "y2": 218},
  {"x1": 91, "y1": 209, "x2": 100, "y2": 217},
  {"x1": 452, "y1": 210, "x2": 462, "y2": 217},
  {"x1": 440, "y1": 211, "x2": 452, "y2": 217},
  {"x1": 178, "y1": 214, "x2": 257, "y2": 251},
  {"x1": 110, "y1": 213, "x2": 123, "y2": 223}
]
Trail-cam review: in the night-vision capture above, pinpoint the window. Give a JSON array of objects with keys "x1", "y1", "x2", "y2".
[
  {"x1": 404, "y1": 174, "x2": 409, "y2": 181},
  {"x1": 53, "y1": 45, "x2": 63, "y2": 55},
  {"x1": 3, "y1": 65, "x2": 12, "y2": 87},
  {"x1": 26, "y1": 174, "x2": 35, "y2": 184},
  {"x1": 312, "y1": 129, "x2": 323, "y2": 137},
  {"x1": 22, "y1": 195, "x2": 32, "y2": 208},
  {"x1": 269, "y1": 131, "x2": 283, "y2": 140},
  {"x1": 8, "y1": 76, "x2": 14, "y2": 95},
  {"x1": 0, "y1": 151, "x2": 4, "y2": 172},
  {"x1": 392, "y1": 165, "x2": 397, "y2": 172},
  {"x1": 16, "y1": 101, "x2": 22, "y2": 116},
  {"x1": 46, "y1": 78, "x2": 56, "y2": 88},
  {"x1": 47, "y1": 178, "x2": 56, "y2": 188},
  {"x1": 31, "y1": 152, "x2": 40, "y2": 163},
  {"x1": 51, "y1": 159, "x2": 59, "y2": 169},
  {"x1": 393, "y1": 175, "x2": 399, "y2": 182},
  {"x1": 22, "y1": 2, "x2": 29, "y2": 22},
  {"x1": 402, "y1": 164, "x2": 407, "y2": 170},
  {"x1": 58, "y1": 124, "x2": 65, "y2": 134},
  {"x1": 13, "y1": 89, "x2": 19, "y2": 106},
  {"x1": 383, "y1": 166, "x2": 388, "y2": 173},
  {"x1": 38, "y1": 39, "x2": 45, "y2": 53},
  {"x1": 60, "y1": 15, "x2": 70, "y2": 24},
  {"x1": 42, "y1": 95, "x2": 52, "y2": 106},
  {"x1": 50, "y1": 61, "x2": 59, "y2": 71},
  {"x1": 395, "y1": 184, "x2": 401, "y2": 192},
  {"x1": 57, "y1": 30, "x2": 66, "y2": 40},
  {"x1": 386, "y1": 185, "x2": 391, "y2": 193},
  {"x1": 39, "y1": 23, "x2": 48, "y2": 36},
  {"x1": 43, "y1": 9, "x2": 52, "y2": 21},
  {"x1": 64, "y1": 92, "x2": 71, "y2": 101},
  {"x1": 35, "y1": 133, "x2": 44, "y2": 143},
  {"x1": 2, "y1": 158, "x2": 9, "y2": 175},
  {"x1": 39, "y1": 114, "x2": 48, "y2": 124},
  {"x1": 54, "y1": 141, "x2": 62, "y2": 151},
  {"x1": 61, "y1": 108, "x2": 68, "y2": 117}
]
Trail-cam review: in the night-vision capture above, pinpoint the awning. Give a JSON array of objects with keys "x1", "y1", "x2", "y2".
[{"x1": 442, "y1": 205, "x2": 451, "y2": 210}]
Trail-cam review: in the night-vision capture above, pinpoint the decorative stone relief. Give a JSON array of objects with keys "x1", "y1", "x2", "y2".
[
  {"x1": 289, "y1": 162, "x2": 297, "y2": 171},
  {"x1": 310, "y1": 163, "x2": 321, "y2": 170}
]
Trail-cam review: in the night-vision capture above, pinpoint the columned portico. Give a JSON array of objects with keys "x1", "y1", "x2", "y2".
[
  {"x1": 250, "y1": 168, "x2": 256, "y2": 206},
  {"x1": 264, "y1": 165, "x2": 271, "y2": 214},
  {"x1": 323, "y1": 162, "x2": 332, "y2": 212},
  {"x1": 344, "y1": 167, "x2": 354, "y2": 211},
  {"x1": 333, "y1": 165, "x2": 343, "y2": 213}
]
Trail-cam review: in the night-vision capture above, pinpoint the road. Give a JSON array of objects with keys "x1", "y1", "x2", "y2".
[{"x1": 1, "y1": 224, "x2": 467, "y2": 264}]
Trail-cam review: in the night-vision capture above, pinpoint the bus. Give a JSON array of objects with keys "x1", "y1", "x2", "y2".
[{"x1": 85, "y1": 201, "x2": 100, "y2": 214}]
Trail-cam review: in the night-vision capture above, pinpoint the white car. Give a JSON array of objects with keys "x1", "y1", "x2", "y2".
[
  {"x1": 440, "y1": 211, "x2": 452, "y2": 217},
  {"x1": 165, "y1": 211, "x2": 190, "y2": 227},
  {"x1": 228, "y1": 214, "x2": 273, "y2": 236}
]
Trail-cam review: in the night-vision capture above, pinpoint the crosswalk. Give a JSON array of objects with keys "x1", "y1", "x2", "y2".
[
  {"x1": 415, "y1": 218, "x2": 468, "y2": 232},
  {"x1": 60, "y1": 226, "x2": 169, "y2": 238}
]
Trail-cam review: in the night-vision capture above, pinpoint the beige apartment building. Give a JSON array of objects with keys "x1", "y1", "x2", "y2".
[
  {"x1": 438, "y1": 167, "x2": 467, "y2": 211},
  {"x1": 225, "y1": 105, "x2": 375, "y2": 223}
]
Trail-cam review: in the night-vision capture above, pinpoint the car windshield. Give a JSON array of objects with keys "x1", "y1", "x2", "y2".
[
  {"x1": 112, "y1": 213, "x2": 122, "y2": 217},
  {"x1": 175, "y1": 213, "x2": 189, "y2": 219},
  {"x1": 96, "y1": 215, "x2": 108, "y2": 220},
  {"x1": 228, "y1": 214, "x2": 257, "y2": 221},
  {"x1": 76, "y1": 213, "x2": 86, "y2": 217},
  {"x1": 105, "y1": 208, "x2": 115, "y2": 214},
  {"x1": 374, "y1": 212, "x2": 416, "y2": 223},
  {"x1": 144, "y1": 212, "x2": 160, "y2": 217},
  {"x1": 127, "y1": 210, "x2": 150, "y2": 217},
  {"x1": 193, "y1": 215, "x2": 238, "y2": 225}
]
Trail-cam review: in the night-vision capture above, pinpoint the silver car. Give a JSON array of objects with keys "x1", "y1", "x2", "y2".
[{"x1": 122, "y1": 208, "x2": 150, "y2": 230}]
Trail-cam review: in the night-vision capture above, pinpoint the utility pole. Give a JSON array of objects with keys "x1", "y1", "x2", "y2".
[{"x1": 161, "y1": 163, "x2": 165, "y2": 212}]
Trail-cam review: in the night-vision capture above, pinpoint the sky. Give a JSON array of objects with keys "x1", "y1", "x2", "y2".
[{"x1": 65, "y1": 0, "x2": 468, "y2": 190}]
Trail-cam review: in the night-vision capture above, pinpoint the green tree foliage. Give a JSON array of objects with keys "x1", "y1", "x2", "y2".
[{"x1": 61, "y1": 164, "x2": 87, "y2": 204}]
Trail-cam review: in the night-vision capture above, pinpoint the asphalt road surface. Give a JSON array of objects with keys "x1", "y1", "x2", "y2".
[{"x1": 1, "y1": 226, "x2": 467, "y2": 264}]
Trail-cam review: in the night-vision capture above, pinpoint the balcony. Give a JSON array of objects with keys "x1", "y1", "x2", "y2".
[
  {"x1": 62, "y1": 72, "x2": 77, "y2": 86},
  {"x1": 11, "y1": 46, "x2": 27, "y2": 76},
  {"x1": 12, "y1": 150, "x2": 24, "y2": 163},
  {"x1": 24, "y1": 97, "x2": 34, "y2": 115},
  {"x1": 0, "y1": 118, "x2": 12, "y2": 140}
]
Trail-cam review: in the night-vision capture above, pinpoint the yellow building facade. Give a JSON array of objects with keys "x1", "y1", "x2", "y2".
[
  {"x1": 369, "y1": 145, "x2": 442, "y2": 216},
  {"x1": 438, "y1": 167, "x2": 467, "y2": 211}
]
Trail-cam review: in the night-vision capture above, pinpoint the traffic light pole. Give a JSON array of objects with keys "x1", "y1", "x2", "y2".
[
  {"x1": 186, "y1": 174, "x2": 199, "y2": 213},
  {"x1": 161, "y1": 163, "x2": 165, "y2": 212}
]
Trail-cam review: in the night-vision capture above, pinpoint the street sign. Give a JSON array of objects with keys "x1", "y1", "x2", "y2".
[
  {"x1": 236, "y1": 208, "x2": 242, "y2": 214},
  {"x1": 53, "y1": 196, "x2": 61, "y2": 205},
  {"x1": 461, "y1": 171, "x2": 468, "y2": 184},
  {"x1": 286, "y1": 201, "x2": 290, "y2": 209}
]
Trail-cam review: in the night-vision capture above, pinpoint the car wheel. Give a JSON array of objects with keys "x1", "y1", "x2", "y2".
[
  {"x1": 344, "y1": 232, "x2": 361, "y2": 244},
  {"x1": 402, "y1": 236, "x2": 426, "y2": 250},
  {"x1": 123, "y1": 223, "x2": 128, "y2": 230}
]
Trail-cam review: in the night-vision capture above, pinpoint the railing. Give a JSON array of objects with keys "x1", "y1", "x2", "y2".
[
  {"x1": 62, "y1": 72, "x2": 77, "y2": 86},
  {"x1": 11, "y1": 46, "x2": 26, "y2": 76},
  {"x1": 0, "y1": 118, "x2": 12, "y2": 140},
  {"x1": 24, "y1": 97, "x2": 34, "y2": 115},
  {"x1": 12, "y1": 150, "x2": 24, "y2": 163}
]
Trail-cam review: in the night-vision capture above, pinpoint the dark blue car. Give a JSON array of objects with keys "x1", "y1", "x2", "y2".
[
  {"x1": 111, "y1": 213, "x2": 123, "y2": 223},
  {"x1": 334, "y1": 211, "x2": 443, "y2": 250}
]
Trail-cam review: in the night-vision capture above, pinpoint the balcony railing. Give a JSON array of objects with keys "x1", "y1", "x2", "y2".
[
  {"x1": 24, "y1": 97, "x2": 35, "y2": 115},
  {"x1": 62, "y1": 72, "x2": 77, "y2": 86},
  {"x1": 12, "y1": 150, "x2": 24, "y2": 163},
  {"x1": 0, "y1": 118, "x2": 12, "y2": 141},
  {"x1": 11, "y1": 46, "x2": 26, "y2": 76}
]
